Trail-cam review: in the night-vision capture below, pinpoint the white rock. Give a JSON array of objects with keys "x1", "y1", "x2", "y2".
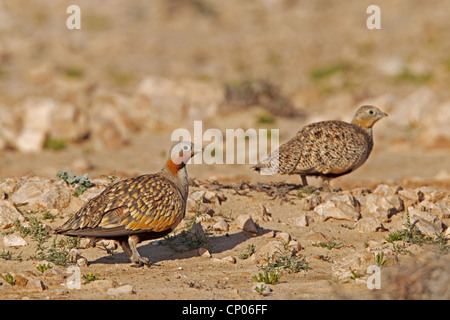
[
  {"x1": 408, "y1": 208, "x2": 443, "y2": 238},
  {"x1": 354, "y1": 218, "x2": 385, "y2": 233},
  {"x1": 235, "y1": 214, "x2": 258, "y2": 233},
  {"x1": 373, "y1": 184, "x2": 403, "y2": 196},
  {"x1": 290, "y1": 214, "x2": 314, "y2": 227},
  {"x1": 314, "y1": 200, "x2": 360, "y2": 222},
  {"x1": 417, "y1": 200, "x2": 450, "y2": 219},
  {"x1": 3, "y1": 234, "x2": 28, "y2": 247},
  {"x1": 212, "y1": 218, "x2": 229, "y2": 231},
  {"x1": 198, "y1": 247, "x2": 211, "y2": 258},
  {"x1": 11, "y1": 179, "x2": 71, "y2": 210},
  {"x1": 0, "y1": 200, "x2": 25, "y2": 229},
  {"x1": 107, "y1": 284, "x2": 134, "y2": 296},
  {"x1": 332, "y1": 252, "x2": 373, "y2": 281},
  {"x1": 275, "y1": 232, "x2": 291, "y2": 243},
  {"x1": 250, "y1": 205, "x2": 273, "y2": 222},
  {"x1": 360, "y1": 194, "x2": 402, "y2": 221}
]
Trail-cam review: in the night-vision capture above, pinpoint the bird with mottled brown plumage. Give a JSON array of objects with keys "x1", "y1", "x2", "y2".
[
  {"x1": 253, "y1": 105, "x2": 388, "y2": 191},
  {"x1": 55, "y1": 141, "x2": 202, "y2": 267}
]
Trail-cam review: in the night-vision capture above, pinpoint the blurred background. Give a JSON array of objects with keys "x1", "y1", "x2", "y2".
[{"x1": 0, "y1": 0, "x2": 449, "y2": 188}]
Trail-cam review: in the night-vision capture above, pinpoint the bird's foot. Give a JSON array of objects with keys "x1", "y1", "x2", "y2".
[{"x1": 130, "y1": 256, "x2": 151, "y2": 268}]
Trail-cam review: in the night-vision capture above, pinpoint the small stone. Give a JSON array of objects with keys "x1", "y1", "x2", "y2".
[
  {"x1": 304, "y1": 231, "x2": 328, "y2": 244},
  {"x1": 275, "y1": 232, "x2": 291, "y2": 243},
  {"x1": 107, "y1": 284, "x2": 134, "y2": 296},
  {"x1": 79, "y1": 238, "x2": 95, "y2": 249},
  {"x1": 354, "y1": 217, "x2": 385, "y2": 233},
  {"x1": 198, "y1": 247, "x2": 211, "y2": 258},
  {"x1": 212, "y1": 218, "x2": 229, "y2": 231},
  {"x1": 3, "y1": 234, "x2": 28, "y2": 247},
  {"x1": 250, "y1": 205, "x2": 273, "y2": 222},
  {"x1": 290, "y1": 214, "x2": 314, "y2": 227},
  {"x1": 408, "y1": 208, "x2": 443, "y2": 239},
  {"x1": 235, "y1": 214, "x2": 258, "y2": 234},
  {"x1": 373, "y1": 184, "x2": 403, "y2": 196},
  {"x1": 0, "y1": 200, "x2": 25, "y2": 229},
  {"x1": 14, "y1": 274, "x2": 29, "y2": 287},
  {"x1": 221, "y1": 255, "x2": 236, "y2": 264},
  {"x1": 314, "y1": 200, "x2": 360, "y2": 222},
  {"x1": 77, "y1": 257, "x2": 88, "y2": 267}
]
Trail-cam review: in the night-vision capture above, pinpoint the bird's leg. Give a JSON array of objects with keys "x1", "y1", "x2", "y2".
[
  {"x1": 127, "y1": 235, "x2": 151, "y2": 268},
  {"x1": 322, "y1": 178, "x2": 332, "y2": 193},
  {"x1": 300, "y1": 175, "x2": 308, "y2": 187}
]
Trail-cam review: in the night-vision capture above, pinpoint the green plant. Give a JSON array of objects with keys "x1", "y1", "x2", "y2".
[
  {"x1": 385, "y1": 211, "x2": 433, "y2": 246},
  {"x1": 254, "y1": 284, "x2": 268, "y2": 296},
  {"x1": 57, "y1": 170, "x2": 93, "y2": 197},
  {"x1": 374, "y1": 252, "x2": 387, "y2": 267},
  {"x1": 36, "y1": 263, "x2": 53, "y2": 273},
  {"x1": 4, "y1": 273, "x2": 15, "y2": 286},
  {"x1": 312, "y1": 241, "x2": 343, "y2": 250},
  {"x1": 44, "y1": 138, "x2": 67, "y2": 150},
  {"x1": 252, "y1": 268, "x2": 282, "y2": 285},
  {"x1": 297, "y1": 186, "x2": 319, "y2": 198},
  {"x1": 239, "y1": 244, "x2": 256, "y2": 260},
  {"x1": 0, "y1": 249, "x2": 23, "y2": 261},
  {"x1": 82, "y1": 272, "x2": 101, "y2": 284}
]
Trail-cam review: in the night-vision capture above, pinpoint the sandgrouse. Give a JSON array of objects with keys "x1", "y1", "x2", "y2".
[
  {"x1": 253, "y1": 105, "x2": 387, "y2": 191},
  {"x1": 55, "y1": 141, "x2": 202, "y2": 267}
]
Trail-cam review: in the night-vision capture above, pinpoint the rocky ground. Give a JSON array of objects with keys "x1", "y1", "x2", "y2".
[
  {"x1": 0, "y1": 0, "x2": 449, "y2": 300},
  {"x1": 0, "y1": 174, "x2": 449, "y2": 300}
]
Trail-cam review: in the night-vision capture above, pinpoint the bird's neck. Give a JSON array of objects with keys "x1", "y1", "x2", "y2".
[{"x1": 162, "y1": 160, "x2": 189, "y2": 200}]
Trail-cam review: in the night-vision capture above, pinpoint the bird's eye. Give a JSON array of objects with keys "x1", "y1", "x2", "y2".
[
  {"x1": 183, "y1": 145, "x2": 189, "y2": 151},
  {"x1": 368, "y1": 110, "x2": 375, "y2": 115}
]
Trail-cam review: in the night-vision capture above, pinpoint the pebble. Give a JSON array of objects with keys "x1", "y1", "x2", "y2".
[
  {"x1": 106, "y1": 284, "x2": 134, "y2": 296},
  {"x1": 235, "y1": 214, "x2": 258, "y2": 234},
  {"x1": 3, "y1": 234, "x2": 28, "y2": 247}
]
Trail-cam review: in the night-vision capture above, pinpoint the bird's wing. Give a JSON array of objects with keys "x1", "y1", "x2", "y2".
[
  {"x1": 58, "y1": 174, "x2": 185, "y2": 234},
  {"x1": 291, "y1": 121, "x2": 371, "y2": 175}
]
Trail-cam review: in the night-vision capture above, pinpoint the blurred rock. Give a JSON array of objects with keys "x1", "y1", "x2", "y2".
[
  {"x1": 289, "y1": 214, "x2": 314, "y2": 227},
  {"x1": 408, "y1": 207, "x2": 443, "y2": 239},
  {"x1": 212, "y1": 217, "x2": 229, "y2": 231},
  {"x1": 107, "y1": 284, "x2": 134, "y2": 296},
  {"x1": 354, "y1": 217, "x2": 385, "y2": 233},
  {"x1": 360, "y1": 194, "x2": 403, "y2": 221},
  {"x1": 332, "y1": 251, "x2": 373, "y2": 281},
  {"x1": 3, "y1": 234, "x2": 28, "y2": 247},
  {"x1": 304, "y1": 231, "x2": 328, "y2": 244},
  {"x1": 373, "y1": 184, "x2": 403, "y2": 196},
  {"x1": 314, "y1": 198, "x2": 360, "y2": 222},
  {"x1": 11, "y1": 179, "x2": 71, "y2": 210},
  {"x1": 250, "y1": 205, "x2": 273, "y2": 222},
  {"x1": 133, "y1": 76, "x2": 223, "y2": 129},
  {"x1": 49, "y1": 103, "x2": 89, "y2": 142},
  {"x1": 15, "y1": 98, "x2": 55, "y2": 153},
  {"x1": 0, "y1": 199, "x2": 25, "y2": 229}
]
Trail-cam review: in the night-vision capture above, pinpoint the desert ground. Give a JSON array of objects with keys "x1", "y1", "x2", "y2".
[{"x1": 0, "y1": 0, "x2": 449, "y2": 300}]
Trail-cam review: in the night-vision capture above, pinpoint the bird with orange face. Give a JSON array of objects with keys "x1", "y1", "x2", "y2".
[{"x1": 56, "y1": 141, "x2": 202, "y2": 267}]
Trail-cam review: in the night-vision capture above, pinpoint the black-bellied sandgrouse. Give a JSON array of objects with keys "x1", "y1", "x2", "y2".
[
  {"x1": 55, "y1": 141, "x2": 202, "y2": 267},
  {"x1": 253, "y1": 105, "x2": 387, "y2": 191}
]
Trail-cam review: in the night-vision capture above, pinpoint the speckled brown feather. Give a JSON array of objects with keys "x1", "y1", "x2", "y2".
[
  {"x1": 254, "y1": 106, "x2": 387, "y2": 180},
  {"x1": 56, "y1": 173, "x2": 185, "y2": 237}
]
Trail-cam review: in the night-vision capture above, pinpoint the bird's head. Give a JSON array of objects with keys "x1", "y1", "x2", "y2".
[
  {"x1": 165, "y1": 141, "x2": 202, "y2": 176},
  {"x1": 351, "y1": 105, "x2": 388, "y2": 129}
]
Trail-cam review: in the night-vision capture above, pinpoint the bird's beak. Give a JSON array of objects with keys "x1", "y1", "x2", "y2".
[
  {"x1": 193, "y1": 147, "x2": 203, "y2": 155},
  {"x1": 380, "y1": 112, "x2": 388, "y2": 118}
]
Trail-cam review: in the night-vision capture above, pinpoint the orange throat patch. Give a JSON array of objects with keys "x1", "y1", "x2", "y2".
[{"x1": 166, "y1": 159, "x2": 182, "y2": 176}]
